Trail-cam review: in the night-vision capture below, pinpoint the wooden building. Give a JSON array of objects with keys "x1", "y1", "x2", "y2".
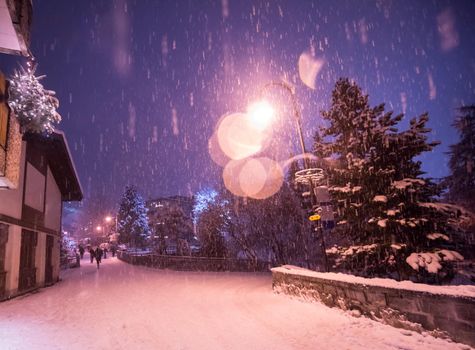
[
  {"x1": 0, "y1": 123, "x2": 83, "y2": 300},
  {"x1": 0, "y1": 0, "x2": 83, "y2": 300}
]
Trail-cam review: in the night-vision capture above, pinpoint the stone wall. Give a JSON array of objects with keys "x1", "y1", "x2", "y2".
[
  {"x1": 117, "y1": 251, "x2": 271, "y2": 272},
  {"x1": 272, "y1": 266, "x2": 475, "y2": 347}
]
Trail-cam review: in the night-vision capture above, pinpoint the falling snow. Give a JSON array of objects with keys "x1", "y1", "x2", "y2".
[{"x1": 0, "y1": 1, "x2": 474, "y2": 348}]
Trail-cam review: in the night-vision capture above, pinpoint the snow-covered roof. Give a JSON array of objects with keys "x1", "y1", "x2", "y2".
[{"x1": 0, "y1": 0, "x2": 32, "y2": 56}]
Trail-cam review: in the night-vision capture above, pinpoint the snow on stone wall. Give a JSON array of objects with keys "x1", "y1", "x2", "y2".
[{"x1": 271, "y1": 265, "x2": 475, "y2": 347}]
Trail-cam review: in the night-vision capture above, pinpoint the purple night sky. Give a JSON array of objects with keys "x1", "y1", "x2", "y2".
[{"x1": 1, "y1": 0, "x2": 474, "y2": 214}]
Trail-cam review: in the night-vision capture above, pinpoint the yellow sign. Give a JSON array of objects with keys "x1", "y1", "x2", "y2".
[{"x1": 309, "y1": 214, "x2": 321, "y2": 221}]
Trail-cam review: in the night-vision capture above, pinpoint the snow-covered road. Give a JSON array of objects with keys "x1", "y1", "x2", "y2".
[{"x1": 0, "y1": 256, "x2": 471, "y2": 350}]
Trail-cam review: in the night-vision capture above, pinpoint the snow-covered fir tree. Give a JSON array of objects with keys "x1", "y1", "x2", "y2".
[
  {"x1": 8, "y1": 62, "x2": 61, "y2": 134},
  {"x1": 192, "y1": 188, "x2": 219, "y2": 225},
  {"x1": 314, "y1": 78, "x2": 464, "y2": 282},
  {"x1": 117, "y1": 185, "x2": 150, "y2": 248},
  {"x1": 445, "y1": 106, "x2": 475, "y2": 210}
]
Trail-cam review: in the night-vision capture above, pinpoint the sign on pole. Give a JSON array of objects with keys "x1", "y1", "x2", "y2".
[{"x1": 309, "y1": 214, "x2": 321, "y2": 221}]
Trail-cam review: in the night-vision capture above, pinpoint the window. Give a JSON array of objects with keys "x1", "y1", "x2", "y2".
[{"x1": 24, "y1": 162, "x2": 46, "y2": 212}]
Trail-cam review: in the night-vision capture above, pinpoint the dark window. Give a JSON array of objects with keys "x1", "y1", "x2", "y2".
[
  {"x1": 0, "y1": 73, "x2": 8, "y2": 152},
  {"x1": 0, "y1": 223, "x2": 7, "y2": 298},
  {"x1": 19, "y1": 229, "x2": 37, "y2": 291},
  {"x1": 0, "y1": 223, "x2": 8, "y2": 270}
]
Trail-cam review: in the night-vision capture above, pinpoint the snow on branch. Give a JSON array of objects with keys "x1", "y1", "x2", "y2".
[
  {"x1": 331, "y1": 185, "x2": 362, "y2": 193},
  {"x1": 326, "y1": 244, "x2": 379, "y2": 256},
  {"x1": 406, "y1": 250, "x2": 463, "y2": 274},
  {"x1": 373, "y1": 195, "x2": 388, "y2": 203},
  {"x1": 391, "y1": 178, "x2": 425, "y2": 190},
  {"x1": 418, "y1": 202, "x2": 474, "y2": 229},
  {"x1": 426, "y1": 233, "x2": 449, "y2": 241}
]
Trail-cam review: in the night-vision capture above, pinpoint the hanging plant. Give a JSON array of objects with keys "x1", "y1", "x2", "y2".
[{"x1": 8, "y1": 60, "x2": 61, "y2": 134}]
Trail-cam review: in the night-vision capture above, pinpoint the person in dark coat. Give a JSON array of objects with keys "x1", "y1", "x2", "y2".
[
  {"x1": 78, "y1": 245, "x2": 85, "y2": 259},
  {"x1": 89, "y1": 247, "x2": 96, "y2": 263},
  {"x1": 95, "y1": 247, "x2": 103, "y2": 269},
  {"x1": 110, "y1": 245, "x2": 117, "y2": 258},
  {"x1": 75, "y1": 249, "x2": 80, "y2": 267}
]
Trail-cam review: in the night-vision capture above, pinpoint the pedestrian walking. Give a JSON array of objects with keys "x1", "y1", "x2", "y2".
[
  {"x1": 78, "y1": 245, "x2": 85, "y2": 259},
  {"x1": 75, "y1": 249, "x2": 80, "y2": 267},
  {"x1": 95, "y1": 247, "x2": 103, "y2": 269},
  {"x1": 89, "y1": 247, "x2": 96, "y2": 263},
  {"x1": 103, "y1": 247, "x2": 107, "y2": 259},
  {"x1": 111, "y1": 245, "x2": 117, "y2": 258}
]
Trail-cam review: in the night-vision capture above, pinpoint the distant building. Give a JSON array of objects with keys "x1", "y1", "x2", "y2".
[
  {"x1": 146, "y1": 196, "x2": 197, "y2": 253},
  {"x1": 147, "y1": 195, "x2": 193, "y2": 216},
  {"x1": 0, "y1": 0, "x2": 83, "y2": 301}
]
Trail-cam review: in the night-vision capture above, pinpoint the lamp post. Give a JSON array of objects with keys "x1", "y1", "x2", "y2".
[
  {"x1": 104, "y1": 215, "x2": 119, "y2": 243},
  {"x1": 95, "y1": 225, "x2": 103, "y2": 238},
  {"x1": 260, "y1": 81, "x2": 309, "y2": 169},
  {"x1": 104, "y1": 215, "x2": 116, "y2": 233},
  {"x1": 252, "y1": 80, "x2": 329, "y2": 272}
]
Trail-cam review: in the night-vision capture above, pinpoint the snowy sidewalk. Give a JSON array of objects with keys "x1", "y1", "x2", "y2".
[{"x1": 0, "y1": 257, "x2": 471, "y2": 350}]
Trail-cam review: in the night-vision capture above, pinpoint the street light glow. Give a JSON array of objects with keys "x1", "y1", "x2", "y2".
[
  {"x1": 96, "y1": 225, "x2": 102, "y2": 232},
  {"x1": 247, "y1": 100, "x2": 275, "y2": 131},
  {"x1": 105, "y1": 216, "x2": 112, "y2": 223}
]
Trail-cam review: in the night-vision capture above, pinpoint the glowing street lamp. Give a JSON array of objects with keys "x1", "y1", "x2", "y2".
[
  {"x1": 246, "y1": 100, "x2": 275, "y2": 131},
  {"x1": 260, "y1": 81, "x2": 309, "y2": 166}
]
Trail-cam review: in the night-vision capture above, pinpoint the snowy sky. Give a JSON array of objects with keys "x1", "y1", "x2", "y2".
[{"x1": 1, "y1": 0, "x2": 474, "y2": 212}]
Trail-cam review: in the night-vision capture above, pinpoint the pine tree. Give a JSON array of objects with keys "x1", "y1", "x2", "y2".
[
  {"x1": 192, "y1": 188, "x2": 219, "y2": 225},
  {"x1": 445, "y1": 106, "x2": 475, "y2": 210},
  {"x1": 314, "y1": 78, "x2": 463, "y2": 281},
  {"x1": 117, "y1": 185, "x2": 150, "y2": 248}
]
